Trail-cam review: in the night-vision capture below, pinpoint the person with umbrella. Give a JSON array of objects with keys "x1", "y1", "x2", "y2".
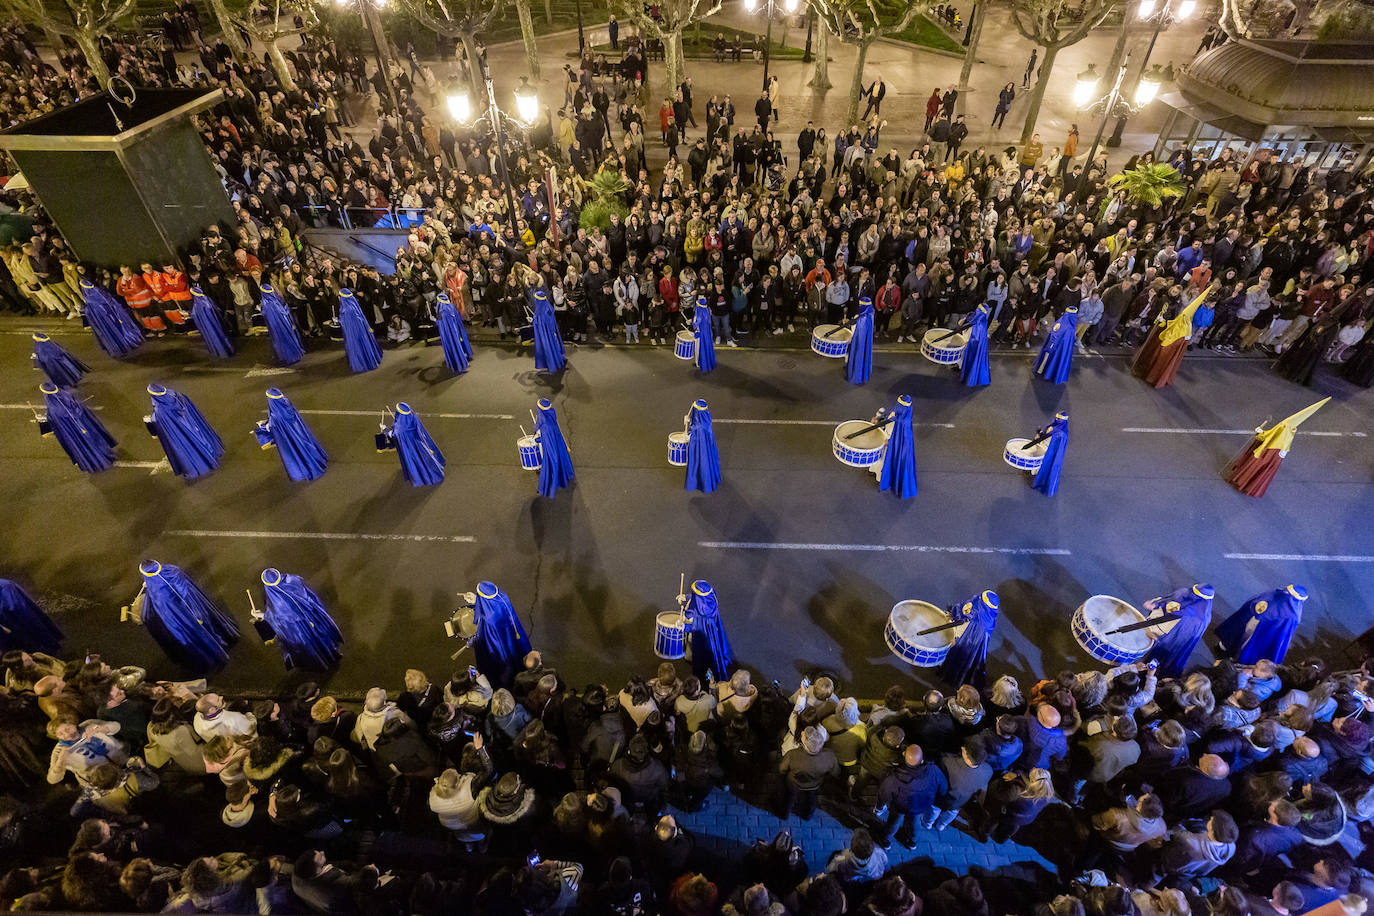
[
  {"x1": 845, "y1": 296, "x2": 874, "y2": 385},
  {"x1": 1216, "y1": 585, "x2": 1307, "y2": 665},
  {"x1": 435, "y1": 292, "x2": 472, "y2": 375},
  {"x1": 939, "y1": 590, "x2": 999, "y2": 689},
  {"x1": 1033, "y1": 305, "x2": 1078, "y2": 384},
  {"x1": 1141, "y1": 584, "x2": 1215, "y2": 679},
  {"x1": 338, "y1": 289, "x2": 382, "y2": 373},
  {"x1": 533, "y1": 398, "x2": 574, "y2": 498},
  {"x1": 685, "y1": 398, "x2": 721, "y2": 493},
  {"x1": 877, "y1": 395, "x2": 917, "y2": 499},
  {"x1": 684, "y1": 579, "x2": 733, "y2": 682},
  {"x1": 255, "y1": 568, "x2": 343, "y2": 671},
  {"x1": 1031, "y1": 412, "x2": 1069, "y2": 497},
  {"x1": 128, "y1": 560, "x2": 238, "y2": 672},
  {"x1": 693, "y1": 296, "x2": 716, "y2": 373},
  {"x1": 255, "y1": 388, "x2": 328, "y2": 481},
  {"x1": 146, "y1": 383, "x2": 223, "y2": 480},
  {"x1": 382, "y1": 402, "x2": 445, "y2": 486},
  {"x1": 79, "y1": 279, "x2": 143, "y2": 359},
  {"x1": 0, "y1": 579, "x2": 62, "y2": 655},
  {"x1": 531, "y1": 288, "x2": 565, "y2": 372},
  {"x1": 40, "y1": 382, "x2": 117, "y2": 473},
  {"x1": 189, "y1": 286, "x2": 235, "y2": 359},
  {"x1": 471, "y1": 581, "x2": 532, "y2": 688},
  {"x1": 260, "y1": 282, "x2": 305, "y2": 366},
  {"x1": 30, "y1": 332, "x2": 89, "y2": 388}
]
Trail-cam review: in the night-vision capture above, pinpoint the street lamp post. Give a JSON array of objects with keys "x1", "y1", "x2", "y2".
[
  {"x1": 447, "y1": 53, "x2": 541, "y2": 246},
  {"x1": 1106, "y1": 0, "x2": 1194, "y2": 147},
  {"x1": 335, "y1": 0, "x2": 402, "y2": 115},
  {"x1": 1071, "y1": 50, "x2": 1165, "y2": 206},
  {"x1": 744, "y1": 0, "x2": 799, "y2": 93},
  {"x1": 574, "y1": 0, "x2": 585, "y2": 55}
]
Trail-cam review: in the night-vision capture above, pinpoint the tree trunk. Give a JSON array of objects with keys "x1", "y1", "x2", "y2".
[
  {"x1": 808, "y1": 16, "x2": 831, "y2": 89},
  {"x1": 515, "y1": 0, "x2": 541, "y2": 78},
  {"x1": 73, "y1": 28, "x2": 111, "y2": 89},
  {"x1": 845, "y1": 38, "x2": 870, "y2": 124},
  {"x1": 206, "y1": 0, "x2": 248, "y2": 59},
  {"x1": 1018, "y1": 42, "x2": 1057, "y2": 144},
  {"x1": 543, "y1": 0, "x2": 552, "y2": 26},
  {"x1": 459, "y1": 30, "x2": 483, "y2": 93},
  {"x1": 265, "y1": 37, "x2": 297, "y2": 90},
  {"x1": 662, "y1": 28, "x2": 684, "y2": 93},
  {"x1": 957, "y1": 1, "x2": 985, "y2": 94}
]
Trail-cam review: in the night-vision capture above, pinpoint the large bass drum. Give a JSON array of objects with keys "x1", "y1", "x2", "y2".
[
  {"x1": 1072, "y1": 595, "x2": 1150, "y2": 665},
  {"x1": 885, "y1": 600, "x2": 962, "y2": 668}
]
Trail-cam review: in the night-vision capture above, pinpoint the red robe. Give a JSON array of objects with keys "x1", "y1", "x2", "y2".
[
  {"x1": 1223, "y1": 435, "x2": 1283, "y2": 497},
  {"x1": 1132, "y1": 324, "x2": 1186, "y2": 388}
]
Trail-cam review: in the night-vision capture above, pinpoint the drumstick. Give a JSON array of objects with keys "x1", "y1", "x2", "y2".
[
  {"x1": 1105, "y1": 612, "x2": 1182, "y2": 636},
  {"x1": 844, "y1": 416, "x2": 895, "y2": 440},
  {"x1": 822, "y1": 320, "x2": 852, "y2": 339},
  {"x1": 1022, "y1": 428, "x2": 1053, "y2": 450},
  {"x1": 932, "y1": 323, "x2": 970, "y2": 344},
  {"x1": 916, "y1": 619, "x2": 963, "y2": 636}
]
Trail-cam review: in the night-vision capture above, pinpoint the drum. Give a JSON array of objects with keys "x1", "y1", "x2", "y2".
[
  {"x1": 1003, "y1": 437, "x2": 1049, "y2": 471},
  {"x1": 1072, "y1": 595, "x2": 1151, "y2": 665},
  {"x1": 654, "y1": 611, "x2": 687, "y2": 659},
  {"x1": 921, "y1": 328, "x2": 968, "y2": 365},
  {"x1": 517, "y1": 435, "x2": 541, "y2": 470},
  {"x1": 884, "y1": 600, "x2": 958, "y2": 668},
  {"x1": 667, "y1": 431, "x2": 689, "y2": 467},
  {"x1": 832, "y1": 420, "x2": 888, "y2": 468},
  {"x1": 674, "y1": 330, "x2": 697, "y2": 361},
  {"x1": 451, "y1": 606, "x2": 477, "y2": 640},
  {"x1": 252, "y1": 422, "x2": 274, "y2": 449},
  {"x1": 811, "y1": 324, "x2": 852, "y2": 358}
]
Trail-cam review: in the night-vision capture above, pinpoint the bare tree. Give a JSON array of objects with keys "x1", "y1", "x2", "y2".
[
  {"x1": 1009, "y1": 0, "x2": 1118, "y2": 144},
  {"x1": 229, "y1": 0, "x2": 318, "y2": 90},
  {"x1": 399, "y1": 0, "x2": 505, "y2": 90},
  {"x1": 205, "y1": 0, "x2": 250, "y2": 59},
  {"x1": 2, "y1": 0, "x2": 134, "y2": 88},
  {"x1": 809, "y1": 12, "x2": 830, "y2": 89},
  {"x1": 807, "y1": 0, "x2": 928, "y2": 123},
  {"x1": 611, "y1": 0, "x2": 723, "y2": 95},
  {"x1": 512, "y1": 0, "x2": 539, "y2": 78}
]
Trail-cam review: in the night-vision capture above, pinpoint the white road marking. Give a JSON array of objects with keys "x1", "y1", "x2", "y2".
[
  {"x1": 1224, "y1": 553, "x2": 1374, "y2": 563},
  {"x1": 113, "y1": 459, "x2": 170, "y2": 475},
  {"x1": 244, "y1": 366, "x2": 299, "y2": 378},
  {"x1": 716, "y1": 418, "x2": 956, "y2": 428},
  {"x1": 1121, "y1": 427, "x2": 1366, "y2": 438},
  {"x1": 166, "y1": 529, "x2": 476, "y2": 543},
  {"x1": 0, "y1": 403, "x2": 104, "y2": 411},
  {"x1": 699, "y1": 541, "x2": 1070, "y2": 555},
  {"x1": 297, "y1": 409, "x2": 514, "y2": 420}
]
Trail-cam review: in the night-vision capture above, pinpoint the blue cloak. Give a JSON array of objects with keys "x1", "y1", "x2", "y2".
[
  {"x1": 534, "y1": 398, "x2": 574, "y2": 498},
  {"x1": 1143, "y1": 584, "x2": 1214, "y2": 678},
  {"x1": 261, "y1": 387, "x2": 328, "y2": 481},
  {"x1": 390, "y1": 402, "x2": 445, "y2": 486},
  {"x1": 42, "y1": 382, "x2": 116, "y2": 473},
  {"x1": 939, "y1": 590, "x2": 999, "y2": 689},
  {"x1": 32, "y1": 332, "x2": 89, "y2": 387},
  {"x1": 959, "y1": 306, "x2": 991, "y2": 387},
  {"x1": 1032, "y1": 413, "x2": 1069, "y2": 497},
  {"x1": 693, "y1": 299, "x2": 716, "y2": 372},
  {"x1": 0, "y1": 579, "x2": 62, "y2": 654},
  {"x1": 1216, "y1": 586, "x2": 1306, "y2": 665},
  {"x1": 261, "y1": 568, "x2": 343, "y2": 670},
  {"x1": 878, "y1": 395, "x2": 918, "y2": 499},
  {"x1": 190, "y1": 287, "x2": 235, "y2": 359},
  {"x1": 1034, "y1": 307, "x2": 1078, "y2": 384},
  {"x1": 435, "y1": 293, "x2": 472, "y2": 375},
  {"x1": 138, "y1": 560, "x2": 238, "y2": 672},
  {"x1": 80, "y1": 279, "x2": 143, "y2": 359},
  {"x1": 338, "y1": 289, "x2": 382, "y2": 373},
  {"x1": 685, "y1": 398, "x2": 722, "y2": 493},
  {"x1": 147, "y1": 383, "x2": 223, "y2": 479},
  {"x1": 532, "y1": 290, "x2": 566, "y2": 372},
  {"x1": 473, "y1": 581, "x2": 532, "y2": 687},
  {"x1": 260, "y1": 283, "x2": 305, "y2": 366},
  {"x1": 845, "y1": 297, "x2": 875, "y2": 385},
  {"x1": 686, "y1": 579, "x2": 733, "y2": 682}
]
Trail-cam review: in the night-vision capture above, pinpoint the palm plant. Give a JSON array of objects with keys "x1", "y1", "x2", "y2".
[
  {"x1": 578, "y1": 169, "x2": 629, "y2": 230},
  {"x1": 1107, "y1": 163, "x2": 1186, "y2": 209}
]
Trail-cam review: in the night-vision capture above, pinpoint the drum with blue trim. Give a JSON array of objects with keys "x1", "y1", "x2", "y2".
[
  {"x1": 1071, "y1": 595, "x2": 1151, "y2": 665},
  {"x1": 674, "y1": 330, "x2": 697, "y2": 360},
  {"x1": 517, "y1": 434, "x2": 541, "y2": 470},
  {"x1": 884, "y1": 600, "x2": 959, "y2": 668},
  {"x1": 832, "y1": 420, "x2": 888, "y2": 468},
  {"x1": 1003, "y1": 437, "x2": 1049, "y2": 471},
  {"x1": 811, "y1": 324, "x2": 851, "y2": 358},
  {"x1": 667, "y1": 431, "x2": 689, "y2": 467},
  {"x1": 921, "y1": 328, "x2": 968, "y2": 365},
  {"x1": 654, "y1": 611, "x2": 686, "y2": 659}
]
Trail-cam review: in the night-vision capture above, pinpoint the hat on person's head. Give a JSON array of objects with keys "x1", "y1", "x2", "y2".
[
  {"x1": 802, "y1": 725, "x2": 827, "y2": 754},
  {"x1": 492, "y1": 773, "x2": 524, "y2": 805}
]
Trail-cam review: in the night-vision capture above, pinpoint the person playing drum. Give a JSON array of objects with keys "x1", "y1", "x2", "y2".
[
  {"x1": 939, "y1": 590, "x2": 999, "y2": 689},
  {"x1": 1141, "y1": 583, "x2": 1215, "y2": 678}
]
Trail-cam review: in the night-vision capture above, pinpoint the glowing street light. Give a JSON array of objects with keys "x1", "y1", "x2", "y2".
[{"x1": 1072, "y1": 65, "x2": 1101, "y2": 109}]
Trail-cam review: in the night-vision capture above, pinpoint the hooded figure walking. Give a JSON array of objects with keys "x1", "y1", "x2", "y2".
[
  {"x1": 40, "y1": 382, "x2": 117, "y2": 473},
  {"x1": 146, "y1": 383, "x2": 223, "y2": 479}
]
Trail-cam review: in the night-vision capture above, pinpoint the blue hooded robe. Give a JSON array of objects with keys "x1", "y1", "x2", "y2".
[
  {"x1": 1034, "y1": 306, "x2": 1078, "y2": 384},
  {"x1": 693, "y1": 298, "x2": 716, "y2": 373},
  {"x1": 1031, "y1": 413, "x2": 1069, "y2": 497},
  {"x1": 137, "y1": 560, "x2": 238, "y2": 672},
  {"x1": 261, "y1": 568, "x2": 343, "y2": 670},
  {"x1": 939, "y1": 590, "x2": 999, "y2": 689},
  {"x1": 80, "y1": 279, "x2": 143, "y2": 359},
  {"x1": 845, "y1": 297, "x2": 875, "y2": 385},
  {"x1": 532, "y1": 289, "x2": 566, "y2": 372},
  {"x1": 338, "y1": 289, "x2": 382, "y2": 373},
  {"x1": 0, "y1": 579, "x2": 62, "y2": 654},
  {"x1": 189, "y1": 287, "x2": 235, "y2": 359},
  {"x1": 1216, "y1": 585, "x2": 1306, "y2": 665},
  {"x1": 1143, "y1": 584, "x2": 1215, "y2": 678},
  {"x1": 147, "y1": 383, "x2": 223, "y2": 479},
  {"x1": 260, "y1": 283, "x2": 305, "y2": 366},
  {"x1": 42, "y1": 382, "x2": 117, "y2": 473},
  {"x1": 878, "y1": 395, "x2": 918, "y2": 499},
  {"x1": 32, "y1": 332, "x2": 90, "y2": 387},
  {"x1": 534, "y1": 398, "x2": 574, "y2": 498},
  {"x1": 390, "y1": 402, "x2": 445, "y2": 486},
  {"x1": 435, "y1": 293, "x2": 472, "y2": 375},
  {"x1": 260, "y1": 387, "x2": 328, "y2": 481},
  {"x1": 685, "y1": 398, "x2": 722, "y2": 493},
  {"x1": 473, "y1": 581, "x2": 532, "y2": 687},
  {"x1": 959, "y1": 306, "x2": 991, "y2": 387},
  {"x1": 686, "y1": 579, "x2": 733, "y2": 682}
]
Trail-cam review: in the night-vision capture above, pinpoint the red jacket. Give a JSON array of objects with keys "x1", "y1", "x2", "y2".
[
  {"x1": 161, "y1": 269, "x2": 192, "y2": 302},
  {"x1": 116, "y1": 274, "x2": 153, "y2": 308}
]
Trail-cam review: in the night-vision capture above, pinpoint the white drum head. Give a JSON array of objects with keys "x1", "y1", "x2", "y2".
[
  {"x1": 890, "y1": 600, "x2": 956, "y2": 649},
  {"x1": 676, "y1": 330, "x2": 694, "y2": 342},
  {"x1": 1081, "y1": 595, "x2": 1150, "y2": 653},
  {"x1": 835, "y1": 420, "x2": 889, "y2": 451},
  {"x1": 517, "y1": 435, "x2": 537, "y2": 447},
  {"x1": 453, "y1": 606, "x2": 477, "y2": 639},
  {"x1": 1006, "y1": 437, "x2": 1049, "y2": 459},
  {"x1": 815, "y1": 324, "x2": 852, "y2": 343},
  {"x1": 668, "y1": 432, "x2": 689, "y2": 445}
]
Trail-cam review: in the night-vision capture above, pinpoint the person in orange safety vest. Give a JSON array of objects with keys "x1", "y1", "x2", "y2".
[{"x1": 116, "y1": 265, "x2": 165, "y2": 333}]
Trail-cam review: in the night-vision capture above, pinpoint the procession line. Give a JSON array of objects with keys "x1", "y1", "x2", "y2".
[
  {"x1": 1120, "y1": 427, "x2": 1366, "y2": 437},
  {"x1": 166, "y1": 529, "x2": 476, "y2": 543},
  {"x1": 698, "y1": 541, "x2": 1070, "y2": 556},
  {"x1": 715, "y1": 418, "x2": 956, "y2": 428},
  {"x1": 296, "y1": 409, "x2": 514, "y2": 420},
  {"x1": 1224, "y1": 553, "x2": 1374, "y2": 563}
]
